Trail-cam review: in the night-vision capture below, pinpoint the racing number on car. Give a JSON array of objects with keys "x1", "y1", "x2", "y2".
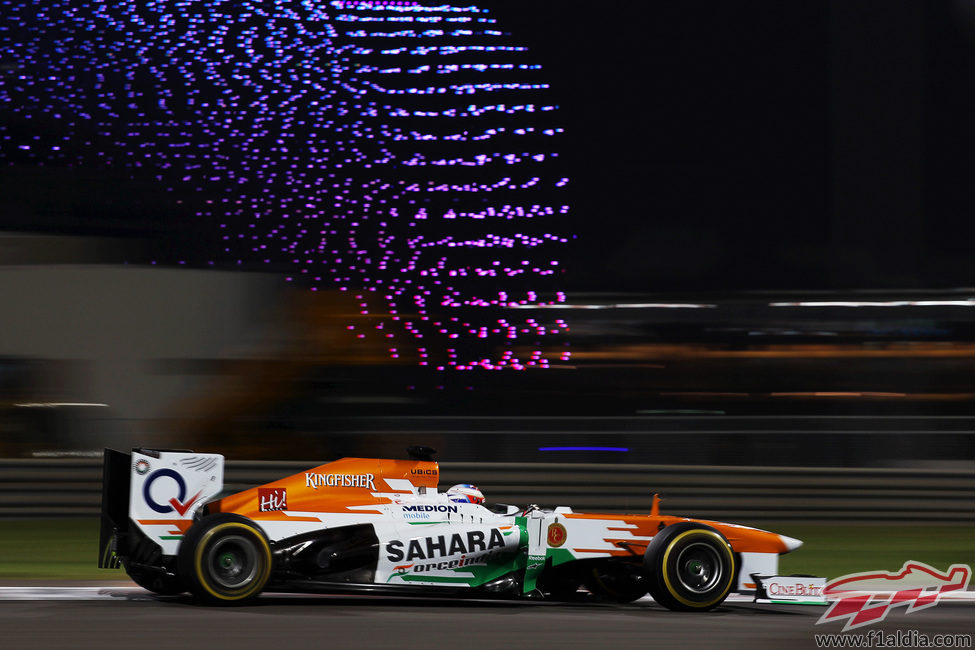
[{"x1": 547, "y1": 523, "x2": 567, "y2": 547}]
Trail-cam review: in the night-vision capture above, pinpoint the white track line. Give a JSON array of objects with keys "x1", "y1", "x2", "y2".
[{"x1": 0, "y1": 587, "x2": 151, "y2": 601}]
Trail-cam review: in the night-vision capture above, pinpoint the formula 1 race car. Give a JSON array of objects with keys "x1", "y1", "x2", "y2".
[{"x1": 98, "y1": 447, "x2": 806, "y2": 611}]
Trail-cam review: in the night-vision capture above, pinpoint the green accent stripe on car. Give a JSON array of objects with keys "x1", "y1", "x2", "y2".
[
  {"x1": 516, "y1": 517, "x2": 529, "y2": 547},
  {"x1": 546, "y1": 547, "x2": 576, "y2": 567}
]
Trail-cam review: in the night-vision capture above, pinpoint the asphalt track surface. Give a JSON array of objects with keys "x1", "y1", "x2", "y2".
[{"x1": 2, "y1": 588, "x2": 973, "y2": 649}]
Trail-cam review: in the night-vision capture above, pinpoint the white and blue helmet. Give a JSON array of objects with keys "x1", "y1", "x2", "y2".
[{"x1": 447, "y1": 483, "x2": 484, "y2": 505}]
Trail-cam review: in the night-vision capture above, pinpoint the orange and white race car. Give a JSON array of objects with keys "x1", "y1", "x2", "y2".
[{"x1": 98, "y1": 447, "x2": 808, "y2": 611}]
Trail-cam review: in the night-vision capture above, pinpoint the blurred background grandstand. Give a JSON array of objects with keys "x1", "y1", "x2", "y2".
[
  {"x1": 3, "y1": 258, "x2": 975, "y2": 467},
  {"x1": 3, "y1": 1, "x2": 975, "y2": 476}
]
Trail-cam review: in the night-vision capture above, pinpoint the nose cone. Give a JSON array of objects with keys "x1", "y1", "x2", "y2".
[{"x1": 779, "y1": 534, "x2": 803, "y2": 553}]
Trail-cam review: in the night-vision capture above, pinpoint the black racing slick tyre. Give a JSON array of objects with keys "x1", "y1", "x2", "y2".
[
  {"x1": 643, "y1": 522, "x2": 735, "y2": 612},
  {"x1": 178, "y1": 513, "x2": 272, "y2": 605}
]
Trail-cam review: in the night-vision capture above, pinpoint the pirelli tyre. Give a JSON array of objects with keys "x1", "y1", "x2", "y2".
[
  {"x1": 643, "y1": 522, "x2": 735, "y2": 612},
  {"x1": 178, "y1": 513, "x2": 272, "y2": 605}
]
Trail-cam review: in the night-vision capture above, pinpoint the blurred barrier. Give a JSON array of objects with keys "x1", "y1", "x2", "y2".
[{"x1": 2, "y1": 458, "x2": 973, "y2": 524}]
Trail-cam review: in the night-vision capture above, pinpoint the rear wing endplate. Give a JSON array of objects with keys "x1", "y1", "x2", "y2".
[{"x1": 98, "y1": 448, "x2": 131, "y2": 568}]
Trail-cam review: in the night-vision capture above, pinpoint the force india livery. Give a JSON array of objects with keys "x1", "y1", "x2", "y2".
[{"x1": 98, "y1": 447, "x2": 808, "y2": 611}]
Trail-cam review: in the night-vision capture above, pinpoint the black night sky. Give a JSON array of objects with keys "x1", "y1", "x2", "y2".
[
  {"x1": 512, "y1": 0, "x2": 975, "y2": 293},
  {"x1": 6, "y1": 1, "x2": 975, "y2": 294}
]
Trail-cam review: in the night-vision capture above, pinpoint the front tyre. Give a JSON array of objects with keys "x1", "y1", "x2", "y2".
[
  {"x1": 643, "y1": 522, "x2": 735, "y2": 612},
  {"x1": 178, "y1": 514, "x2": 272, "y2": 605}
]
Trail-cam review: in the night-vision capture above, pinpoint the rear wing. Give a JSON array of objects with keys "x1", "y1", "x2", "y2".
[
  {"x1": 98, "y1": 448, "x2": 131, "y2": 568},
  {"x1": 98, "y1": 448, "x2": 224, "y2": 567}
]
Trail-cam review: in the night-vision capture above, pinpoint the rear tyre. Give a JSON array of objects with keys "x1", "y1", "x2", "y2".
[
  {"x1": 643, "y1": 522, "x2": 735, "y2": 612},
  {"x1": 178, "y1": 513, "x2": 272, "y2": 605}
]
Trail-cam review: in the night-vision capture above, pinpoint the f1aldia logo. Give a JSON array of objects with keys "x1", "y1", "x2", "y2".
[
  {"x1": 817, "y1": 561, "x2": 971, "y2": 631},
  {"x1": 143, "y1": 469, "x2": 203, "y2": 516}
]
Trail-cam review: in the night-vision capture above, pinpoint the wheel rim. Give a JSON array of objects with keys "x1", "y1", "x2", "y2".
[
  {"x1": 204, "y1": 535, "x2": 259, "y2": 590},
  {"x1": 674, "y1": 542, "x2": 723, "y2": 594}
]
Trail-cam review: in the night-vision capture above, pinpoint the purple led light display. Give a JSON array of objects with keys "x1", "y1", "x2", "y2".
[
  {"x1": 538, "y1": 447, "x2": 629, "y2": 452},
  {"x1": 1, "y1": 0, "x2": 572, "y2": 371}
]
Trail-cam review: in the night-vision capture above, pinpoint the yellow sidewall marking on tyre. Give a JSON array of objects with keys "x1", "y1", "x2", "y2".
[
  {"x1": 660, "y1": 529, "x2": 734, "y2": 609},
  {"x1": 194, "y1": 522, "x2": 272, "y2": 601}
]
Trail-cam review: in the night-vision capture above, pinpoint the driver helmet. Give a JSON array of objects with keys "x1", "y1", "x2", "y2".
[{"x1": 446, "y1": 483, "x2": 484, "y2": 505}]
